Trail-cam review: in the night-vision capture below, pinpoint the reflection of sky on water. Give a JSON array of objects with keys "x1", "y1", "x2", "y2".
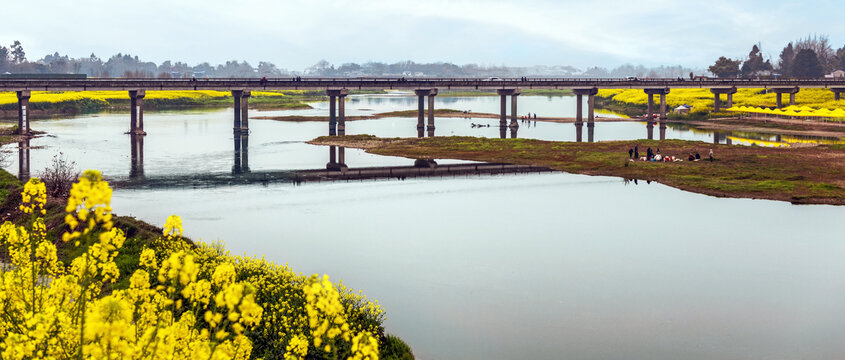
[{"x1": 2, "y1": 95, "x2": 844, "y2": 360}]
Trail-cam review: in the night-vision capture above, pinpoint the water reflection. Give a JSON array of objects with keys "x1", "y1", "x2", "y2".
[
  {"x1": 575, "y1": 123, "x2": 583, "y2": 142},
  {"x1": 326, "y1": 146, "x2": 349, "y2": 171},
  {"x1": 17, "y1": 138, "x2": 30, "y2": 182},
  {"x1": 233, "y1": 133, "x2": 250, "y2": 174},
  {"x1": 129, "y1": 134, "x2": 144, "y2": 179}
]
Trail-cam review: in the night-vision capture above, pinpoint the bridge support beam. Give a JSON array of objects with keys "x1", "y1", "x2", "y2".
[
  {"x1": 496, "y1": 89, "x2": 520, "y2": 128},
  {"x1": 128, "y1": 90, "x2": 146, "y2": 135},
  {"x1": 833, "y1": 88, "x2": 845, "y2": 101},
  {"x1": 231, "y1": 90, "x2": 251, "y2": 133},
  {"x1": 710, "y1": 87, "x2": 736, "y2": 113},
  {"x1": 414, "y1": 89, "x2": 436, "y2": 133},
  {"x1": 16, "y1": 91, "x2": 30, "y2": 136},
  {"x1": 327, "y1": 89, "x2": 348, "y2": 136},
  {"x1": 772, "y1": 87, "x2": 799, "y2": 108},
  {"x1": 573, "y1": 88, "x2": 598, "y2": 127},
  {"x1": 428, "y1": 89, "x2": 437, "y2": 131},
  {"x1": 644, "y1": 88, "x2": 670, "y2": 120}
]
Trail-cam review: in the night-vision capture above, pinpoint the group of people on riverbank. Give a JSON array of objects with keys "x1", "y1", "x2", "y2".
[
  {"x1": 627, "y1": 145, "x2": 714, "y2": 162},
  {"x1": 521, "y1": 113, "x2": 537, "y2": 125}
]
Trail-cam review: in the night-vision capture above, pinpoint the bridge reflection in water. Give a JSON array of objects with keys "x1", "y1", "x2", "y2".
[
  {"x1": 106, "y1": 133, "x2": 554, "y2": 189},
  {"x1": 16, "y1": 138, "x2": 30, "y2": 182}
]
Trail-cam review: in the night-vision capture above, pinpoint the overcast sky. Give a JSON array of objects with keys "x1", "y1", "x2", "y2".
[{"x1": 3, "y1": 0, "x2": 843, "y2": 70}]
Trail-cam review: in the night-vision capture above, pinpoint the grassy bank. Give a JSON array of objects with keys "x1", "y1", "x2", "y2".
[{"x1": 310, "y1": 135, "x2": 845, "y2": 205}]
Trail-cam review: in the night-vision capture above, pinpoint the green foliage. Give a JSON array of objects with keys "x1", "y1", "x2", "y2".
[
  {"x1": 792, "y1": 49, "x2": 824, "y2": 78},
  {"x1": 381, "y1": 334, "x2": 414, "y2": 360},
  {"x1": 709, "y1": 56, "x2": 742, "y2": 78}
]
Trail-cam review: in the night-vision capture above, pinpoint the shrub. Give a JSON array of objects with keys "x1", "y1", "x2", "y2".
[
  {"x1": 39, "y1": 152, "x2": 79, "y2": 198},
  {"x1": 0, "y1": 171, "x2": 385, "y2": 360}
]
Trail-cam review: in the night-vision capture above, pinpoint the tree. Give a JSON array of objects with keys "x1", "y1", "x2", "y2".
[
  {"x1": 708, "y1": 56, "x2": 741, "y2": 78},
  {"x1": 10, "y1": 40, "x2": 25, "y2": 64},
  {"x1": 778, "y1": 42, "x2": 795, "y2": 76},
  {"x1": 0, "y1": 46, "x2": 8, "y2": 72},
  {"x1": 741, "y1": 44, "x2": 773, "y2": 77},
  {"x1": 791, "y1": 49, "x2": 824, "y2": 78},
  {"x1": 795, "y1": 34, "x2": 835, "y2": 72}
]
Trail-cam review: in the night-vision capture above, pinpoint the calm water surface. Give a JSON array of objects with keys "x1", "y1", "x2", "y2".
[{"x1": 4, "y1": 95, "x2": 845, "y2": 360}]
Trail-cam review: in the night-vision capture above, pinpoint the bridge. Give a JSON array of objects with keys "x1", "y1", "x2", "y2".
[{"x1": 4, "y1": 77, "x2": 845, "y2": 142}]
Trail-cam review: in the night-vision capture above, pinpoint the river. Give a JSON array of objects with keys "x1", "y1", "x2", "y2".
[{"x1": 4, "y1": 94, "x2": 845, "y2": 360}]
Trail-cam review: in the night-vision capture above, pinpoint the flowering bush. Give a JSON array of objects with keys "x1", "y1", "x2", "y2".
[{"x1": 0, "y1": 171, "x2": 384, "y2": 360}]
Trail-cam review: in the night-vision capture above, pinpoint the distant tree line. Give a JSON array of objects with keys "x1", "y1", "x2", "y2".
[
  {"x1": 708, "y1": 35, "x2": 845, "y2": 78},
  {"x1": 0, "y1": 41, "x2": 288, "y2": 78},
  {"x1": 0, "y1": 40, "x2": 706, "y2": 79}
]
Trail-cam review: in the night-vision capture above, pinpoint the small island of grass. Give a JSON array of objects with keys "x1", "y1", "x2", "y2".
[{"x1": 309, "y1": 134, "x2": 845, "y2": 205}]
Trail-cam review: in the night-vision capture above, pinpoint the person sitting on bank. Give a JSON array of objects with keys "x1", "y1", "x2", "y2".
[
  {"x1": 688, "y1": 153, "x2": 695, "y2": 161},
  {"x1": 695, "y1": 153, "x2": 701, "y2": 160},
  {"x1": 628, "y1": 148, "x2": 634, "y2": 158}
]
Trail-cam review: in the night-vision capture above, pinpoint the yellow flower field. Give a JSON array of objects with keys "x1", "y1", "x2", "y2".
[
  {"x1": 597, "y1": 88, "x2": 845, "y2": 114},
  {"x1": 0, "y1": 90, "x2": 290, "y2": 107}
]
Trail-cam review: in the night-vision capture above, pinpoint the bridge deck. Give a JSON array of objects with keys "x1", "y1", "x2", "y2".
[{"x1": 2, "y1": 78, "x2": 845, "y2": 91}]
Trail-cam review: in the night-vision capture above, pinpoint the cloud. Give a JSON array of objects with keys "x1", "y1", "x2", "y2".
[{"x1": 0, "y1": 0, "x2": 842, "y2": 70}]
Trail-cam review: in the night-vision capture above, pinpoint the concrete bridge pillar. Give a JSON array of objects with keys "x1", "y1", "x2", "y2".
[
  {"x1": 240, "y1": 90, "x2": 250, "y2": 132},
  {"x1": 647, "y1": 93, "x2": 654, "y2": 120},
  {"x1": 414, "y1": 89, "x2": 436, "y2": 131},
  {"x1": 338, "y1": 92, "x2": 347, "y2": 135},
  {"x1": 327, "y1": 89, "x2": 348, "y2": 136},
  {"x1": 643, "y1": 88, "x2": 670, "y2": 121},
  {"x1": 16, "y1": 91, "x2": 30, "y2": 135},
  {"x1": 326, "y1": 89, "x2": 349, "y2": 136},
  {"x1": 428, "y1": 89, "x2": 437, "y2": 131},
  {"x1": 232, "y1": 90, "x2": 244, "y2": 132},
  {"x1": 510, "y1": 127, "x2": 518, "y2": 139},
  {"x1": 647, "y1": 123, "x2": 654, "y2": 140},
  {"x1": 832, "y1": 88, "x2": 845, "y2": 101},
  {"x1": 710, "y1": 87, "x2": 736, "y2": 112},
  {"x1": 573, "y1": 88, "x2": 598, "y2": 131},
  {"x1": 587, "y1": 125, "x2": 594, "y2": 143},
  {"x1": 496, "y1": 89, "x2": 519, "y2": 128},
  {"x1": 772, "y1": 87, "x2": 799, "y2": 108},
  {"x1": 128, "y1": 90, "x2": 146, "y2": 135},
  {"x1": 17, "y1": 139, "x2": 30, "y2": 182},
  {"x1": 499, "y1": 127, "x2": 507, "y2": 139},
  {"x1": 130, "y1": 134, "x2": 145, "y2": 179}
]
